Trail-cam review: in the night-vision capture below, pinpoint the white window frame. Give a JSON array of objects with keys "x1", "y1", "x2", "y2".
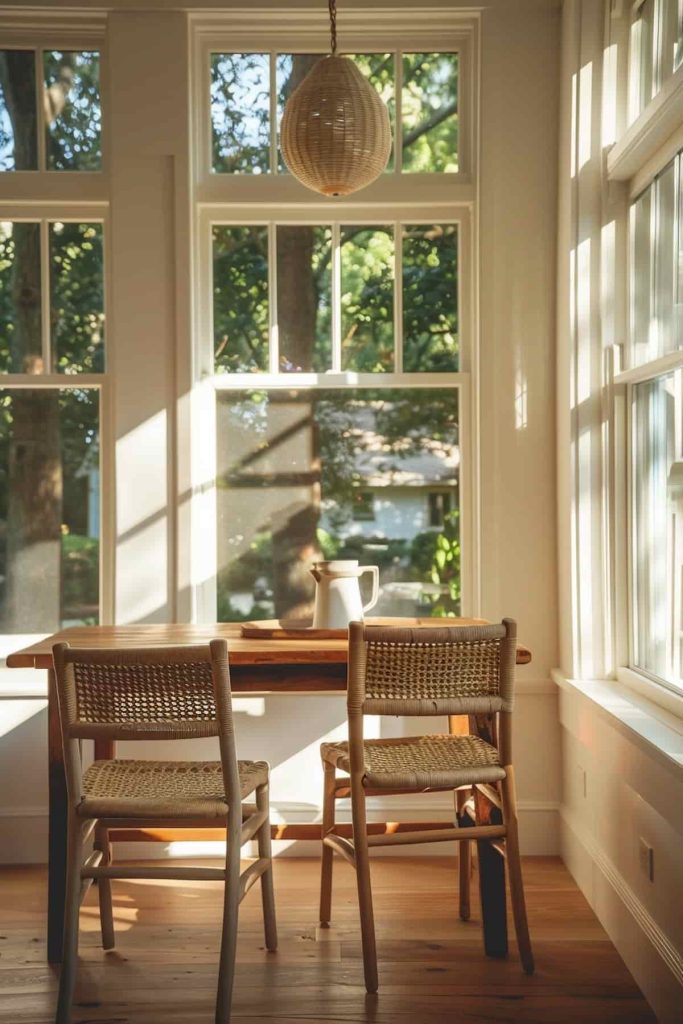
[
  {"x1": 188, "y1": 10, "x2": 481, "y2": 625},
  {"x1": 0, "y1": 19, "x2": 113, "y2": 634},
  {"x1": 609, "y1": 6, "x2": 683, "y2": 708}
]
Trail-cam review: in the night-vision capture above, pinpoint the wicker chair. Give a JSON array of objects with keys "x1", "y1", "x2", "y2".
[
  {"x1": 51, "y1": 639, "x2": 277, "y2": 1024},
  {"x1": 319, "y1": 619, "x2": 533, "y2": 992}
]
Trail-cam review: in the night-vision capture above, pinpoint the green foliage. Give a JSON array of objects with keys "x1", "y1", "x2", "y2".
[
  {"x1": 410, "y1": 509, "x2": 461, "y2": 615},
  {"x1": 51, "y1": 222, "x2": 105, "y2": 373},
  {"x1": 341, "y1": 227, "x2": 395, "y2": 371},
  {"x1": 402, "y1": 53, "x2": 458, "y2": 173},
  {"x1": 61, "y1": 533, "x2": 99, "y2": 620},
  {"x1": 213, "y1": 226, "x2": 269, "y2": 372},
  {"x1": 44, "y1": 51, "x2": 101, "y2": 171},
  {"x1": 403, "y1": 224, "x2": 458, "y2": 371}
]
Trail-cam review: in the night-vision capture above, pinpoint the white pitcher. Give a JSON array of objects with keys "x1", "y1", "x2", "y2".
[{"x1": 310, "y1": 559, "x2": 379, "y2": 629}]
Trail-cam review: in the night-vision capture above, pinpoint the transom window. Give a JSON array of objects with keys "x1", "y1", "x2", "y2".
[{"x1": 210, "y1": 51, "x2": 458, "y2": 176}]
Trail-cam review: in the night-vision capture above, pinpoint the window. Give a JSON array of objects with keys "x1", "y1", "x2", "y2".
[
  {"x1": 627, "y1": 150, "x2": 683, "y2": 693},
  {"x1": 629, "y1": 0, "x2": 683, "y2": 123},
  {"x1": 0, "y1": 37, "x2": 106, "y2": 637},
  {"x1": 428, "y1": 491, "x2": 452, "y2": 527},
  {"x1": 210, "y1": 51, "x2": 458, "y2": 176},
  {"x1": 197, "y1": 20, "x2": 475, "y2": 625},
  {"x1": 0, "y1": 49, "x2": 102, "y2": 172},
  {"x1": 352, "y1": 491, "x2": 375, "y2": 522}
]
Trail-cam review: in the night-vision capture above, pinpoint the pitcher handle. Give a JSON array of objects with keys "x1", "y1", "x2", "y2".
[{"x1": 361, "y1": 566, "x2": 380, "y2": 614}]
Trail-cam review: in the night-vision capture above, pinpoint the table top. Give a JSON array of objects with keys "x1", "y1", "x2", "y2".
[{"x1": 6, "y1": 619, "x2": 532, "y2": 670}]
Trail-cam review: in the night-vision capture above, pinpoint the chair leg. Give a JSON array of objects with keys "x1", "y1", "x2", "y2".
[
  {"x1": 256, "y1": 784, "x2": 277, "y2": 952},
  {"x1": 215, "y1": 817, "x2": 241, "y2": 1024},
  {"x1": 351, "y1": 777, "x2": 378, "y2": 994},
  {"x1": 319, "y1": 760, "x2": 336, "y2": 927},
  {"x1": 501, "y1": 766, "x2": 534, "y2": 975},
  {"x1": 94, "y1": 824, "x2": 115, "y2": 950},
  {"x1": 55, "y1": 815, "x2": 84, "y2": 1024},
  {"x1": 455, "y1": 789, "x2": 471, "y2": 921}
]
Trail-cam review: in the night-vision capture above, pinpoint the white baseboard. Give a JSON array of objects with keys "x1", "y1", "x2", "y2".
[
  {"x1": 561, "y1": 804, "x2": 683, "y2": 1024},
  {"x1": 0, "y1": 800, "x2": 559, "y2": 864}
]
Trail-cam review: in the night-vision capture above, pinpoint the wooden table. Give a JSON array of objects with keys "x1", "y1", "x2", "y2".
[{"x1": 7, "y1": 620, "x2": 531, "y2": 963}]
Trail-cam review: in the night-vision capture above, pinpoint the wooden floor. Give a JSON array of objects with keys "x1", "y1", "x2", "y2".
[{"x1": 0, "y1": 856, "x2": 656, "y2": 1024}]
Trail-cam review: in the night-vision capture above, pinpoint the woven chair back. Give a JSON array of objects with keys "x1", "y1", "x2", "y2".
[
  {"x1": 53, "y1": 642, "x2": 231, "y2": 742},
  {"x1": 347, "y1": 619, "x2": 517, "y2": 717},
  {"x1": 52, "y1": 640, "x2": 240, "y2": 813}
]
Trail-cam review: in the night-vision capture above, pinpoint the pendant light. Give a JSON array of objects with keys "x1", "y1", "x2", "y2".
[{"x1": 280, "y1": 0, "x2": 392, "y2": 197}]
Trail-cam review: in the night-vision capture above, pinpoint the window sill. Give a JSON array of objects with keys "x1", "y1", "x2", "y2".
[{"x1": 552, "y1": 669, "x2": 683, "y2": 776}]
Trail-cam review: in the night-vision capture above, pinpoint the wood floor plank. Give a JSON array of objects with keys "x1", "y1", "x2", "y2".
[{"x1": 0, "y1": 857, "x2": 656, "y2": 1024}]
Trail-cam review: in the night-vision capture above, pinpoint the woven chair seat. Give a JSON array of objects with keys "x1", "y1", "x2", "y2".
[
  {"x1": 321, "y1": 734, "x2": 505, "y2": 790},
  {"x1": 78, "y1": 759, "x2": 269, "y2": 819}
]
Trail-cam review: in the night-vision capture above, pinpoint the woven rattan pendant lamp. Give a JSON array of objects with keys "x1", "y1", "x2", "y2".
[{"x1": 280, "y1": 0, "x2": 391, "y2": 197}]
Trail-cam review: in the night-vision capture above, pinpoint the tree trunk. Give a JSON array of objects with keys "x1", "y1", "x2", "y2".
[
  {"x1": 270, "y1": 54, "x2": 325, "y2": 619},
  {"x1": 0, "y1": 52, "x2": 63, "y2": 632}
]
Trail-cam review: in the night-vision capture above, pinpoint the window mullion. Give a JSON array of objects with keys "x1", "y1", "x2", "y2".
[
  {"x1": 394, "y1": 219, "x2": 403, "y2": 372},
  {"x1": 395, "y1": 49, "x2": 403, "y2": 174},
  {"x1": 40, "y1": 219, "x2": 51, "y2": 372},
  {"x1": 36, "y1": 47, "x2": 46, "y2": 171},
  {"x1": 331, "y1": 221, "x2": 341, "y2": 372},
  {"x1": 268, "y1": 223, "x2": 279, "y2": 373},
  {"x1": 269, "y1": 51, "x2": 277, "y2": 175}
]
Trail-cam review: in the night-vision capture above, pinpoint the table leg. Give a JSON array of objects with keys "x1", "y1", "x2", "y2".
[
  {"x1": 473, "y1": 786, "x2": 508, "y2": 958},
  {"x1": 47, "y1": 667, "x2": 67, "y2": 963}
]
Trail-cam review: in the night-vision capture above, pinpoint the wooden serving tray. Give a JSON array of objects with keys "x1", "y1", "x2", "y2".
[{"x1": 240, "y1": 617, "x2": 487, "y2": 640}]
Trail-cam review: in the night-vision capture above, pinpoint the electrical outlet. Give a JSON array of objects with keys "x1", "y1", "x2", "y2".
[{"x1": 639, "y1": 838, "x2": 654, "y2": 882}]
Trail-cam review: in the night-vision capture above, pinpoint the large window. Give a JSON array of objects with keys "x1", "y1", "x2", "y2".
[
  {"x1": 0, "y1": 43, "x2": 106, "y2": 636},
  {"x1": 628, "y1": 151, "x2": 683, "y2": 693},
  {"x1": 196, "y1": 26, "x2": 474, "y2": 624}
]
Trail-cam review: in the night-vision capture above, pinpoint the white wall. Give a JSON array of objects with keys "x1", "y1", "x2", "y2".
[{"x1": 0, "y1": 0, "x2": 561, "y2": 864}]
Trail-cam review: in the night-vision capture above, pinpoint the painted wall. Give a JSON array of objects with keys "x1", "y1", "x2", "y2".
[{"x1": 0, "y1": 0, "x2": 561, "y2": 863}]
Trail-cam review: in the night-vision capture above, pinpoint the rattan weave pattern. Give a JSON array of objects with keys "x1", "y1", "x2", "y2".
[
  {"x1": 363, "y1": 638, "x2": 502, "y2": 702},
  {"x1": 321, "y1": 734, "x2": 505, "y2": 790},
  {"x1": 79, "y1": 759, "x2": 268, "y2": 818},
  {"x1": 71, "y1": 661, "x2": 216, "y2": 725},
  {"x1": 280, "y1": 55, "x2": 391, "y2": 197}
]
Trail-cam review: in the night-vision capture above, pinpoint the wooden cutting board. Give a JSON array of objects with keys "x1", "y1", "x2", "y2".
[{"x1": 240, "y1": 616, "x2": 488, "y2": 640}]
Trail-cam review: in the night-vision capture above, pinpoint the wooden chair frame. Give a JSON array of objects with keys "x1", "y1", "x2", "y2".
[
  {"x1": 319, "y1": 619, "x2": 533, "y2": 992},
  {"x1": 52, "y1": 639, "x2": 277, "y2": 1024}
]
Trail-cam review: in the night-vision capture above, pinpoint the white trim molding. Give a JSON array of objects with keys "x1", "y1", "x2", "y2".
[{"x1": 561, "y1": 805, "x2": 683, "y2": 1024}]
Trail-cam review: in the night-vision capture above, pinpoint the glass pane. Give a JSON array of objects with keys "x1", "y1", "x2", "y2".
[
  {"x1": 402, "y1": 53, "x2": 458, "y2": 173},
  {"x1": 0, "y1": 221, "x2": 42, "y2": 374},
  {"x1": 216, "y1": 388, "x2": 460, "y2": 621},
  {"x1": 50, "y1": 222, "x2": 105, "y2": 373},
  {"x1": 276, "y1": 225, "x2": 332, "y2": 372},
  {"x1": 0, "y1": 51, "x2": 37, "y2": 171},
  {"x1": 630, "y1": 185, "x2": 654, "y2": 367},
  {"x1": 676, "y1": 0, "x2": 683, "y2": 70},
  {"x1": 276, "y1": 53, "x2": 394, "y2": 172},
  {"x1": 633, "y1": 373, "x2": 681, "y2": 690},
  {"x1": 44, "y1": 50, "x2": 101, "y2": 171},
  {"x1": 403, "y1": 224, "x2": 458, "y2": 371},
  {"x1": 632, "y1": 0, "x2": 655, "y2": 118},
  {"x1": 213, "y1": 225, "x2": 269, "y2": 373},
  {"x1": 211, "y1": 53, "x2": 270, "y2": 174},
  {"x1": 661, "y1": 0, "x2": 682, "y2": 79},
  {"x1": 0, "y1": 388, "x2": 100, "y2": 632},
  {"x1": 655, "y1": 159, "x2": 676, "y2": 356},
  {"x1": 340, "y1": 226, "x2": 394, "y2": 371}
]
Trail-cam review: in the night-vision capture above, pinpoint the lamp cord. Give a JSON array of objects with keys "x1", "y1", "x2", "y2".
[{"x1": 328, "y1": 0, "x2": 337, "y2": 54}]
